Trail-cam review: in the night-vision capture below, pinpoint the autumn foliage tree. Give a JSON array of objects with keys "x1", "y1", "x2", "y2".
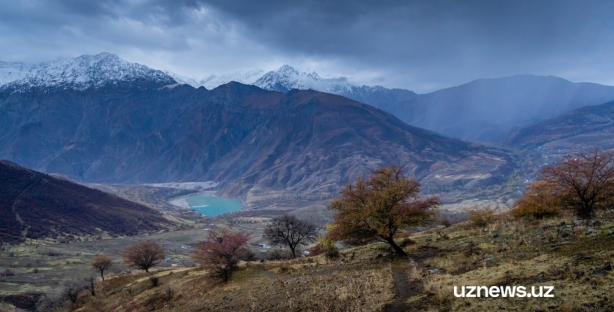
[
  {"x1": 193, "y1": 229, "x2": 251, "y2": 282},
  {"x1": 263, "y1": 214, "x2": 318, "y2": 258},
  {"x1": 531, "y1": 148, "x2": 614, "y2": 219},
  {"x1": 91, "y1": 255, "x2": 112, "y2": 280},
  {"x1": 122, "y1": 240, "x2": 165, "y2": 273},
  {"x1": 511, "y1": 181, "x2": 561, "y2": 219},
  {"x1": 327, "y1": 165, "x2": 439, "y2": 256}
]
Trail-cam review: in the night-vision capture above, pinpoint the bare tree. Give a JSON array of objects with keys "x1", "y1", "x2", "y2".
[
  {"x1": 539, "y1": 148, "x2": 614, "y2": 219},
  {"x1": 123, "y1": 240, "x2": 165, "y2": 272},
  {"x1": 91, "y1": 255, "x2": 112, "y2": 280},
  {"x1": 192, "y1": 229, "x2": 251, "y2": 282},
  {"x1": 85, "y1": 275, "x2": 96, "y2": 296},
  {"x1": 60, "y1": 279, "x2": 85, "y2": 304},
  {"x1": 263, "y1": 214, "x2": 318, "y2": 258}
]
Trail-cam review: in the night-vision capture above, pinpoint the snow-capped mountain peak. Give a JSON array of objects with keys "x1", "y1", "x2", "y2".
[
  {"x1": 0, "y1": 52, "x2": 176, "y2": 91},
  {"x1": 254, "y1": 64, "x2": 339, "y2": 92}
]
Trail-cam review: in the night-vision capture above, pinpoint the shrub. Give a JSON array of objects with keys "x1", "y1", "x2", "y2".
[
  {"x1": 467, "y1": 207, "x2": 495, "y2": 227},
  {"x1": 511, "y1": 199, "x2": 560, "y2": 220},
  {"x1": 268, "y1": 249, "x2": 291, "y2": 260},
  {"x1": 149, "y1": 276, "x2": 160, "y2": 287}
]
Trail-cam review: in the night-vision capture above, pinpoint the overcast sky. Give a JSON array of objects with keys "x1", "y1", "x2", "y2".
[{"x1": 1, "y1": 0, "x2": 613, "y2": 93}]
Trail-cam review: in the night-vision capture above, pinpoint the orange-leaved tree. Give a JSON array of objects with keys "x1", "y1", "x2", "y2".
[
  {"x1": 511, "y1": 180, "x2": 561, "y2": 219},
  {"x1": 537, "y1": 148, "x2": 614, "y2": 219},
  {"x1": 327, "y1": 165, "x2": 439, "y2": 256}
]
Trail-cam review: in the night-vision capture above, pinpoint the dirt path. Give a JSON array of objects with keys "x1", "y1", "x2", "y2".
[
  {"x1": 384, "y1": 247, "x2": 439, "y2": 312},
  {"x1": 255, "y1": 264, "x2": 281, "y2": 280}
]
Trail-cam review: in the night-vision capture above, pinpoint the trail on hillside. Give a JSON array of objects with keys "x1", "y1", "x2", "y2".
[
  {"x1": 255, "y1": 264, "x2": 281, "y2": 280},
  {"x1": 385, "y1": 246, "x2": 440, "y2": 312}
]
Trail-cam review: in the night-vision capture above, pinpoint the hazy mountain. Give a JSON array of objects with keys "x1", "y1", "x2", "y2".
[
  {"x1": 389, "y1": 75, "x2": 614, "y2": 143},
  {"x1": 228, "y1": 68, "x2": 614, "y2": 144},
  {"x1": 166, "y1": 69, "x2": 264, "y2": 89},
  {"x1": 505, "y1": 99, "x2": 614, "y2": 149},
  {"x1": 0, "y1": 54, "x2": 513, "y2": 199},
  {"x1": 0, "y1": 160, "x2": 175, "y2": 243}
]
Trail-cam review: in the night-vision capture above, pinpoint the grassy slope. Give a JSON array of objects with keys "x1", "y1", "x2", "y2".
[{"x1": 46, "y1": 210, "x2": 614, "y2": 312}]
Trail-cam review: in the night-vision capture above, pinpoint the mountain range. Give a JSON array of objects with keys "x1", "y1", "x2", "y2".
[
  {"x1": 161, "y1": 64, "x2": 614, "y2": 144},
  {"x1": 0, "y1": 53, "x2": 513, "y2": 200}
]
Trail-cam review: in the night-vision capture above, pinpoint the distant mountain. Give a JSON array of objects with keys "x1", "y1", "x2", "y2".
[
  {"x1": 253, "y1": 65, "x2": 418, "y2": 112},
  {"x1": 217, "y1": 68, "x2": 614, "y2": 144},
  {"x1": 0, "y1": 52, "x2": 176, "y2": 91},
  {"x1": 0, "y1": 60, "x2": 513, "y2": 200},
  {"x1": 505, "y1": 99, "x2": 614, "y2": 149},
  {"x1": 389, "y1": 75, "x2": 614, "y2": 143},
  {"x1": 166, "y1": 69, "x2": 264, "y2": 89},
  {"x1": 165, "y1": 64, "x2": 417, "y2": 114},
  {"x1": 0, "y1": 160, "x2": 175, "y2": 244}
]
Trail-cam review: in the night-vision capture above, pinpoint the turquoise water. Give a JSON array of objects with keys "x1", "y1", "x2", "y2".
[{"x1": 184, "y1": 194, "x2": 242, "y2": 216}]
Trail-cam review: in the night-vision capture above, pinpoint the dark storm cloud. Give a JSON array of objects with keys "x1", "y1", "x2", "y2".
[
  {"x1": 0, "y1": 0, "x2": 613, "y2": 91},
  {"x1": 196, "y1": 0, "x2": 614, "y2": 89}
]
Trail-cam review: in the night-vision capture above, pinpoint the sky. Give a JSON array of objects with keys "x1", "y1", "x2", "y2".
[{"x1": 1, "y1": 0, "x2": 613, "y2": 93}]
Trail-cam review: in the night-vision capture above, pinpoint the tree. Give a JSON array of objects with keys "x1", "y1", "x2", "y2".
[
  {"x1": 327, "y1": 165, "x2": 439, "y2": 256},
  {"x1": 122, "y1": 240, "x2": 165, "y2": 273},
  {"x1": 263, "y1": 214, "x2": 318, "y2": 258},
  {"x1": 192, "y1": 229, "x2": 250, "y2": 282},
  {"x1": 91, "y1": 255, "x2": 112, "y2": 280},
  {"x1": 538, "y1": 148, "x2": 614, "y2": 219},
  {"x1": 85, "y1": 275, "x2": 96, "y2": 296},
  {"x1": 60, "y1": 279, "x2": 86, "y2": 304},
  {"x1": 511, "y1": 181, "x2": 561, "y2": 219}
]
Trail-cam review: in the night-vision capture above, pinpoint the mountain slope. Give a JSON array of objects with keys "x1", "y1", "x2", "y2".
[
  {"x1": 0, "y1": 160, "x2": 175, "y2": 243},
  {"x1": 0, "y1": 78, "x2": 513, "y2": 199},
  {"x1": 505, "y1": 99, "x2": 614, "y2": 148},
  {"x1": 389, "y1": 75, "x2": 614, "y2": 143}
]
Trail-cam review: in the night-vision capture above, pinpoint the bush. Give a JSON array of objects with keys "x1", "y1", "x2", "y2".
[
  {"x1": 268, "y1": 249, "x2": 291, "y2": 261},
  {"x1": 149, "y1": 276, "x2": 160, "y2": 287},
  {"x1": 511, "y1": 199, "x2": 560, "y2": 220},
  {"x1": 467, "y1": 207, "x2": 495, "y2": 227},
  {"x1": 511, "y1": 181, "x2": 561, "y2": 220},
  {"x1": 309, "y1": 235, "x2": 339, "y2": 259}
]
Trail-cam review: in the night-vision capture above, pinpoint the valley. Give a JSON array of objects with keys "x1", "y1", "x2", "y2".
[{"x1": 1, "y1": 52, "x2": 614, "y2": 311}]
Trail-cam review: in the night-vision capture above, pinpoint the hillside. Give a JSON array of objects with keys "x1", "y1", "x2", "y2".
[
  {"x1": 23, "y1": 209, "x2": 614, "y2": 312},
  {"x1": 0, "y1": 161, "x2": 176, "y2": 244},
  {"x1": 0, "y1": 55, "x2": 514, "y2": 200},
  {"x1": 505, "y1": 99, "x2": 614, "y2": 149}
]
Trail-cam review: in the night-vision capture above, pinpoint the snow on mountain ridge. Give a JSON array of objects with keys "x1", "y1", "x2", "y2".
[
  {"x1": 1, "y1": 52, "x2": 176, "y2": 91},
  {"x1": 253, "y1": 64, "x2": 356, "y2": 93}
]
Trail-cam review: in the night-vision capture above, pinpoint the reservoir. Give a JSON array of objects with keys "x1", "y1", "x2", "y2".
[{"x1": 173, "y1": 193, "x2": 242, "y2": 216}]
